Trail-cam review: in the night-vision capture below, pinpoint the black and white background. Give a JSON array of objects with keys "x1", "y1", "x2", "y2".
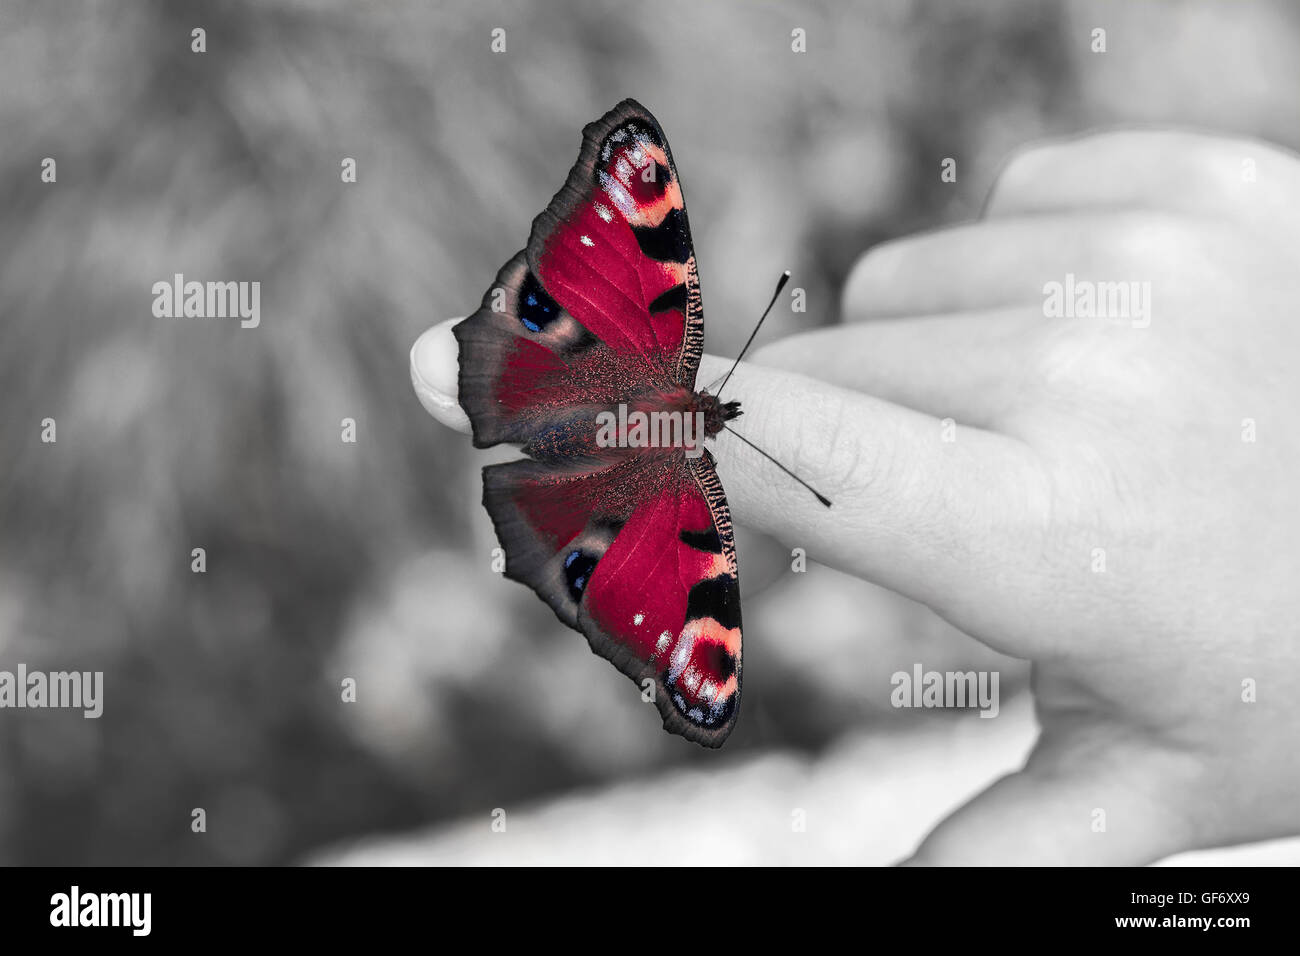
[{"x1": 2, "y1": 0, "x2": 1298, "y2": 870}]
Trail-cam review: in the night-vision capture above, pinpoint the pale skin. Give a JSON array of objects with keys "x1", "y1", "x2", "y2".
[{"x1": 411, "y1": 131, "x2": 1300, "y2": 865}]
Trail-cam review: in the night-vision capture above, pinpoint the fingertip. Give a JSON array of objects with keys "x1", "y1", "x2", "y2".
[
  {"x1": 412, "y1": 317, "x2": 463, "y2": 398},
  {"x1": 410, "y1": 317, "x2": 471, "y2": 433}
]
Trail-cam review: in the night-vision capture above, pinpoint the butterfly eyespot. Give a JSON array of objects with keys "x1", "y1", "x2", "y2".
[
  {"x1": 517, "y1": 272, "x2": 561, "y2": 333},
  {"x1": 563, "y1": 549, "x2": 599, "y2": 603},
  {"x1": 630, "y1": 161, "x2": 671, "y2": 202}
]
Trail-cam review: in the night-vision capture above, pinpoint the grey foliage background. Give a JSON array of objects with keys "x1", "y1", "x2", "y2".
[{"x1": 2, "y1": 0, "x2": 1298, "y2": 864}]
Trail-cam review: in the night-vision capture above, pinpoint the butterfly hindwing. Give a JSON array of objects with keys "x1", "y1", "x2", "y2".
[{"x1": 482, "y1": 452, "x2": 741, "y2": 746}]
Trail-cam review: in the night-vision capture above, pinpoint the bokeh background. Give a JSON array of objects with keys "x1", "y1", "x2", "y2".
[{"x1": 4, "y1": 0, "x2": 1300, "y2": 865}]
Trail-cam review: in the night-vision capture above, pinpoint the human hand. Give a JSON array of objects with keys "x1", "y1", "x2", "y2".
[{"x1": 412, "y1": 130, "x2": 1300, "y2": 865}]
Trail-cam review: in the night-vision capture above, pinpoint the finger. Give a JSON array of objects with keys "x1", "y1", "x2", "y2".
[
  {"x1": 842, "y1": 215, "x2": 1151, "y2": 320},
  {"x1": 696, "y1": 354, "x2": 1049, "y2": 625},
  {"x1": 410, "y1": 317, "x2": 470, "y2": 433},
  {"x1": 415, "y1": 321, "x2": 1051, "y2": 622},
  {"x1": 749, "y1": 310, "x2": 1040, "y2": 428},
  {"x1": 732, "y1": 526, "x2": 790, "y2": 599},
  {"x1": 984, "y1": 130, "x2": 1300, "y2": 235},
  {"x1": 901, "y1": 721, "x2": 1201, "y2": 865},
  {"x1": 842, "y1": 211, "x2": 1191, "y2": 324}
]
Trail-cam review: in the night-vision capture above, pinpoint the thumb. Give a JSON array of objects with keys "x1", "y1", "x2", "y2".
[
  {"x1": 411, "y1": 318, "x2": 471, "y2": 432},
  {"x1": 902, "y1": 723, "x2": 1202, "y2": 865}
]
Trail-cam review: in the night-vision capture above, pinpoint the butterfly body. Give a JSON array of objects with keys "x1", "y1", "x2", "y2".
[
  {"x1": 455, "y1": 100, "x2": 744, "y2": 747},
  {"x1": 697, "y1": 391, "x2": 744, "y2": 437}
]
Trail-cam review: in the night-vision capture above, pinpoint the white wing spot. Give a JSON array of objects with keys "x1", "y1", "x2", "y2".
[
  {"x1": 599, "y1": 170, "x2": 636, "y2": 217},
  {"x1": 683, "y1": 666, "x2": 703, "y2": 695},
  {"x1": 633, "y1": 613, "x2": 644, "y2": 626},
  {"x1": 668, "y1": 633, "x2": 694, "y2": 681},
  {"x1": 580, "y1": 235, "x2": 594, "y2": 247}
]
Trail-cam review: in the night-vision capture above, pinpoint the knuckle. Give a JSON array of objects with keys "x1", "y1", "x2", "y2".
[
  {"x1": 800, "y1": 389, "x2": 888, "y2": 497},
  {"x1": 844, "y1": 239, "x2": 907, "y2": 300},
  {"x1": 1105, "y1": 210, "x2": 1220, "y2": 282},
  {"x1": 985, "y1": 139, "x2": 1063, "y2": 211}
]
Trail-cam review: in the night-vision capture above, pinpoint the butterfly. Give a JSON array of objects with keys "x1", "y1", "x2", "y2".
[{"x1": 455, "y1": 99, "x2": 745, "y2": 747}]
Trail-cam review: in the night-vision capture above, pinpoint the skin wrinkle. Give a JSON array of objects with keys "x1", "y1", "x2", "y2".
[
  {"x1": 794, "y1": 386, "x2": 856, "y2": 494},
  {"x1": 834, "y1": 409, "x2": 869, "y2": 507}
]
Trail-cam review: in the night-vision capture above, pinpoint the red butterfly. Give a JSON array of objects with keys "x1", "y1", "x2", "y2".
[{"x1": 456, "y1": 99, "x2": 747, "y2": 747}]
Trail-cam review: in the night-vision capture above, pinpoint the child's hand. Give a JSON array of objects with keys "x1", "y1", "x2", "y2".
[
  {"x1": 412, "y1": 131, "x2": 1300, "y2": 864},
  {"x1": 743, "y1": 130, "x2": 1300, "y2": 864}
]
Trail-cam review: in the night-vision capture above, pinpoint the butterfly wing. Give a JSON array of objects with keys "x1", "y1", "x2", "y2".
[
  {"x1": 525, "y1": 99, "x2": 703, "y2": 388},
  {"x1": 482, "y1": 451, "x2": 741, "y2": 746},
  {"x1": 455, "y1": 100, "x2": 742, "y2": 746},
  {"x1": 455, "y1": 99, "x2": 703, "y2": 448}
]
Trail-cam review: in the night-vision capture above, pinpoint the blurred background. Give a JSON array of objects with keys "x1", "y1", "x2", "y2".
[{"x1": 3, "y1": 0, "x2": 1300, "y2": 865}]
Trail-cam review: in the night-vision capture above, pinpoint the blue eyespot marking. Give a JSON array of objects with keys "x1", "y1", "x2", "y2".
[
  {"x1": 518, "y1": 273, "x2": 559, "y2": 333},
  {"x1": 563, "y1": 549, "x2": 599, "y2": 603}
]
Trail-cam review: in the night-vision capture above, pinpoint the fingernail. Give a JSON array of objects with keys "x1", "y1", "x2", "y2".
[{"x1": 410, "y1": 318, "x2": 471, "y2": 432}]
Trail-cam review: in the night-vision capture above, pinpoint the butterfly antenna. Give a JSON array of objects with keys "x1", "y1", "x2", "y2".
[
  {"x1": 711, "y1": 270, "x2": 790, "y2": 398},
  {"x1": 721, "y1": 424, "x2": 832, "y2": 508}
]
